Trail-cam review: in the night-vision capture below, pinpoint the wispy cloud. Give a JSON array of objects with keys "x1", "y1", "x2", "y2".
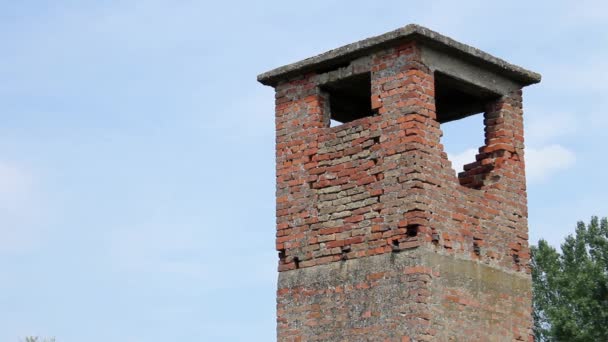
[
  {"x1": 525, "y1": 112, "x2": 578, "y2": 145},
  {"x1": 542, "y1": 58, "x2": 608, "y2": 95},
  {"x1": 447, "y1": 148, "x2": 478, "y2": 174},
  {"x1": 447, "y1": 144, "x2": 576, "y2": 184},
  {"x1": 526, "y1": 144, "x2": 576, "y2": 183}
]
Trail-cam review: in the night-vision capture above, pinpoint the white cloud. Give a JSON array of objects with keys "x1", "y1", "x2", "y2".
[
  {"x1": 525, "y1": 112, "x2": 578, "y2": 144},
  {"x1": 448, "y1": 144, "x2": 575, "y2": 183},
  {"x1": 447, "y1": 148, "x2": 478, "y2": 174},
  {"x1": 542, "y1": 57, "x2": 608, "y2": 94},
  {"x1": 526, "y1": 144, "x2": 576, "y2": 183}
]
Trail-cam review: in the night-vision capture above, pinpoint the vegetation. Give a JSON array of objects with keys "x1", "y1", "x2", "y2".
[
  {"x1": 22, "y1": 337, "x2": 55, "y2": 342},
  {"x1": 532, "y1": 216, "x2": 608, "y2": 341}
]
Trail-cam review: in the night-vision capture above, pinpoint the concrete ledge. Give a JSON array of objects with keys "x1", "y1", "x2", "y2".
[
  {"x1": 278, "y1": 248, "x2": 530, "y2": 294},
  {"x1": 257, "y1": 24, "x2": 541, "y2": 87}
]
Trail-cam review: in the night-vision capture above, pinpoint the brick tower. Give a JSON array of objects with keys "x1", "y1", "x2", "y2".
[{"x1": 258, "y1": 25, "x2": 541, "y2": 341}]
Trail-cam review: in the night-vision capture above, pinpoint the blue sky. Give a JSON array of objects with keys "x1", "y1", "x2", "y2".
[{"x1": 0, "y1": 1, "x2": 606, "y2": 341}]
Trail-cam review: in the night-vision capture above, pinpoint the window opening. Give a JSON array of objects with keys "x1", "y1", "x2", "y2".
[
  {"x1": 321, "y1": 72, "x2": 373, "y2": 126},
  {"x1": 435, "y1": 72, "x2": 498, "y2": 176},
  {"x1": 434, "y1": 72, "x2": 499, "y2": 123}
]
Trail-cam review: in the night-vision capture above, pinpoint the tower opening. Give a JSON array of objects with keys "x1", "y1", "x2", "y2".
[
  {"x1": 435, "y1": 72, "x2": 499, "y2": 177},
  {"x1": 258, "y1": 24, "x2": 541, "y2": 342},
  {"x1": 434, "y1": 72, "x2": 499, "y2": 123},
  {"x1": 321, "y1": 72, "x2": 373, "y2": 127}
]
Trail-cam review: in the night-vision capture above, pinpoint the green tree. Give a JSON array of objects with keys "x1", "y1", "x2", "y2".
[
  {"x1": 532, "y1": 216, "x2": 608, "y2": 341},
  {"x1": 22, "y1": 337, "x2": 55, "y2": 342}
]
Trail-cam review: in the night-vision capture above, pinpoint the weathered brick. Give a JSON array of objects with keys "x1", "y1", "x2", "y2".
[{"x1": 260, "y1": 24, "x2": 539, "y2": 342}]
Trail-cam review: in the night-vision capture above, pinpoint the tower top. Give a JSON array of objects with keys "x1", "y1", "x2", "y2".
[
  {"x1": 257, "y1": 24, "x2": 541, "y2": 87},
  {"x1": 264, "y1": 24, "x2": 539, "y2": 341}
]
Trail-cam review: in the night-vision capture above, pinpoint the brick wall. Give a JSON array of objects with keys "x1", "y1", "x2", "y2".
[{"x1": 273, "y1": 41, "x2": 532, "y2": 341}]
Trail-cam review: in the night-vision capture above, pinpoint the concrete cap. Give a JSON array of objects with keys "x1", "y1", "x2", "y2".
[{"x1": 257, "y1": 24, "x2": 541, "y2": 87}]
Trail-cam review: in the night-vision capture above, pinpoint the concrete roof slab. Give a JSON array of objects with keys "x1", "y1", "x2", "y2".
[{"x1": 257, "y1": 24, "x2": 541, "y2": 87}]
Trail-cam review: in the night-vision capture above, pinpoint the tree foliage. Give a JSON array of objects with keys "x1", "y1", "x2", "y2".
[
  {"x1": 22, "y1": 338, "x2": 55, "y2": 342},
  {"x1": 532, "y1": 216, "x2": 608, "y2": 341}
]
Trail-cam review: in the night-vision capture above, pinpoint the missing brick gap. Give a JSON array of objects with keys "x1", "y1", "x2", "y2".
[
  {"x1": 391, "y1": 239, "x2": 400, "y2": 252},
  {"x1": 431, "y1": 232, "x2": 440, "y2": 245},
  {"x1": 406, "y1": 224, "x2": 419, "y2": 238},
  {"x1": 473, "y1": 242, "x2": 481, "y2": 256},
  {"x1": 512, "y1": 253, "x2": 520, "y2": 265},
  {"x1": 341, "y1": 245, "x2": 351, "y2": 261},
  {"x1": 278, "y1": 249, "x2": 286, "y2": 261},
  {"x1": 293, "y1": 256, "x2": 300, "y2": 269}
]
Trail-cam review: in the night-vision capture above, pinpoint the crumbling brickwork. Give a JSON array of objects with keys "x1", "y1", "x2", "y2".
[{"x1": 259, "y1": 25, "x2": 541, "y2": 342}]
